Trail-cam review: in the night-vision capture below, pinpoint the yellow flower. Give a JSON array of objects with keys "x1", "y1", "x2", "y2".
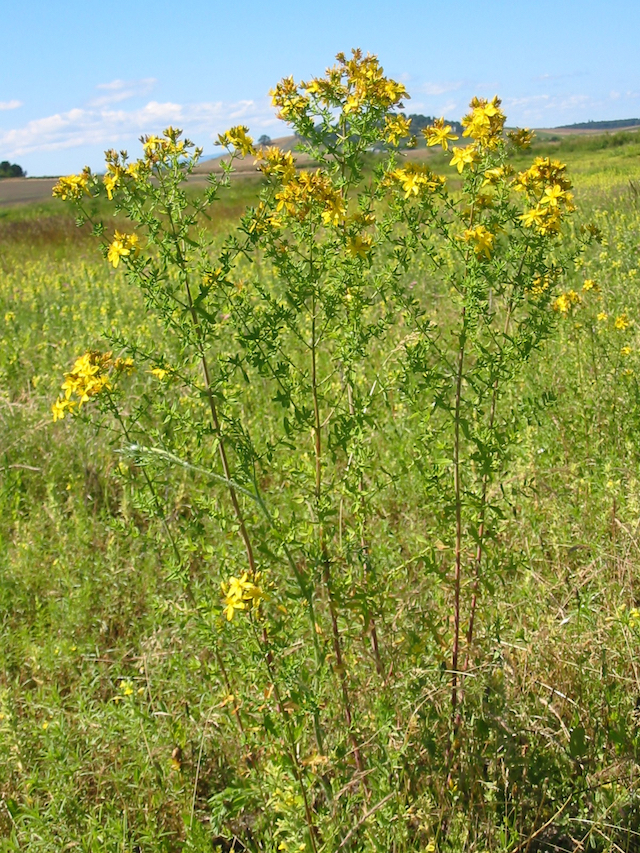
[
  {"x1": 53, "y1": 351, "x2": 114, "y2": 420},
  {"x1": 321, "y1": 194, "x2": 347, "y2": 227},
  {"x1": 482, "y1": 165, "x2": 512, "y2": 185},
  {"x1": 103, "y1": 173, "x2": 119, "y2": 200},
  {"x1": 217, "y1": 125, "x2": 256, "y2": 157},
  {"x1": 597, "y1": 312, "x2": 608, "y2": 322},
  {"x1": 621, "y1": 346, "x2": 632, "y2": 356},
  {"x1": 119, "y1": 680, "x2": 134, "y2": 697},
  {"x1": 582, "y1": 279, "x2": 597, "y2": 291},
  {"x1": 520, "y1": 204, "x2": 565, "y2": 235},
  {"x1": 527, "y1": 275, "x2": 551, "y2": 296},
  {"x1": 221, "y1": 572, "x2": 265, "y2": 621},
  {"x1": 383, "y1": 114, "x2": 412, "y2": 146},
  {"x1": 52, "y1": 398, "x2": 72, "y2": 422},
  {"x1": 514, "y1": 158, "x2": 572, "y2": 196},
  {"x1": 540, "y1": 184, "x2": 568, "y2": 208},
  {"x1": 463, "y1": 225, "x2": 495, "y2": 259},
  {"x1": 449, "y1": 145, "x2": 479, "y2": 174},
  {"x1": 347, "y1": 234, "x2": 373, "y2": 258},
  {"x1": 507, "y1": 128, "x2": 534, "y2": 148},
  {"x1": 461, "y1": 96, "x2": 505, "y2": 148},
  {"x1": 423, "y1": 117, "x2": 459, "y2": 151},
  {"x1": 150, "y1": 367, "x2": 169, "y2": 380},
  {"x1": 107, "y1": 232, "x2": 140, "y2": 268},
  {"x1": 143, "y1": 135, "x2": 164, "y2": 157},
  {"x1": 553, "y1": 290, "x2": 581, "y2": 314},
  {"x1": 615, "y1": 313, "x2": 630, "y2": 330},
  {"x1": 392, "y1": 163, "x2": 444, "y2": 198},
  {"x1": 270, "y1": 76, "x2": 310, "y2": 120},
  {"x1": 52, "y1": 169, "x2": 92, "y2": 201}
]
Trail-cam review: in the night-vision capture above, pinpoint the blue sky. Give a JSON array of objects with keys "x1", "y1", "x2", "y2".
[{"x1": 2, "y1": 0, "x2": 639, "y2": 176}]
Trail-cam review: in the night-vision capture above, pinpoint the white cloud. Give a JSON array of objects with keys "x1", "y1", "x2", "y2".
[
  {"x1": 419, "y1": 81, "x2": 462, "y2": 97},
  {"x1": 0, "y1": 97, "x2": 278, "y2": 160},
  {"x1": 0, "y1": 100, "x2": 22, "y2": 111},
  {"x1": 89, "y1": 78, "x2": 157, "y2": 107},
  {"x1": 502, "y1": 93, "x2": 594, "y2": 123}
]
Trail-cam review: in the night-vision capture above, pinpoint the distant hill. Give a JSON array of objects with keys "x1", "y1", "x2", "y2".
[{"x1": 556, "y1": 118, "x2": 640, "y2": 131}]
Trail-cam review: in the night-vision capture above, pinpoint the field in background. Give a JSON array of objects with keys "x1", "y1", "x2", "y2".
[{"x1": 2, "y1": 134, "x2": 640, "y2": 852}]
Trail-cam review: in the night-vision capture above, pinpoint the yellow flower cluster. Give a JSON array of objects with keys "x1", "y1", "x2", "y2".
[
  {"x1": 383, "y1": 114, "x2": 412, "y2": 146},
  {"x1": 463, "y1": 225, "x2": 495, "y2": 259},
  {"x1": 52, "y1": 168, "x2": 92, "y2": 201},
  {"x1": 423, "y1": 117, "x2": 459, "y2": 151},
  {"x1": 527, "y1": 274, "x2": 552, "y2": 297},
  {"x1": 217, "y1": 125, "x2": 256, "y2": 157},
  {"x1": 221, "y1": 572, "x2": 264, "y2": 621},
  {"x1": 391, "y1": 163, "x2": 445, "y2": 199},
  {"x1": 507, "y1": 128, "x2": 535, "y2": 148},
  {"x1": 275, "y1": 170, "x2": 346, "y2": 226},
  {"x1": 271, "y1": 75, "x2": 311, "y2": 122},
  {"x1": 515, "y1": 157, "x2": 575, "y2": 235},
  {"x1": 347, "y1": 234, "x2": 373, "y2": 258},
  {"x1": 256, "y1": 147, "x2": 297, "y2": 182},
  {"x1": 52, "y1": 351, "x2": 113, "y2": 421},
  {"x1": 141, "y1": 126, "x2": 188, "y2": 163},
  {"x1": 107, "y1": 231, "x2": 140, "y2": 268},
  {"x1": 450, "y1": 145, "x2": 479, "y2": 174},
  {"x1": 102, "y1": 150, "x2": 149, "y2": 199},
  {"x1": 461, "y1": 96, "x2": 506, "y2": 149},
  {"x1": 271, "y1": 49, "x2": 408, "y2": 121},
  {"x1": 553, "y1": 290, "x2": 581, "y2": 314},
  {"x1": 52, "y1": 352, "x2": 134, "y2": 421}
]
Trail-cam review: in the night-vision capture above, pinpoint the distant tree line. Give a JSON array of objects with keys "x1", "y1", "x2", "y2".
[
  {"x1": 0, "y1": 161, "x2": 26, "y2": 178},
  {"x1": 557, "y1": 118, "x2": 640, "y2": 131}
]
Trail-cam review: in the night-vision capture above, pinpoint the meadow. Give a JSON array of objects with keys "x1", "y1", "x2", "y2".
[{"x1": 2, "y1": 56, "x2": 640, "y2": 853}]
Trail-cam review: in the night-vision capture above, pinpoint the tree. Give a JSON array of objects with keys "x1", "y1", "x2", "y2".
[{"x1": 0, "y1": 161, "x2": 26, "y2": 178}]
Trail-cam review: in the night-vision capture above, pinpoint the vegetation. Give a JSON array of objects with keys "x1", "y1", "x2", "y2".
[
  {"x1": 558, "y1": 118, "x2": 640, "y2": 131},
  {"x1": 0, "y1": 161, "x2": 26, "y2": 179},
  {"x1": 2, "y1": 50, "x2": 640, "y2": 853}
]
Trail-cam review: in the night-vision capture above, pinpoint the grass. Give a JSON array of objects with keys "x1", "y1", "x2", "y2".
[{"x1": 2, "y1": 138, "x2": 640, "y2": 852}]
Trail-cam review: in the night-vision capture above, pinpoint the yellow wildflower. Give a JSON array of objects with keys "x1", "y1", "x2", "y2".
[
  {"x1": 507, "y1": 128, "x2": 534, "y2": 148},
  {"x1": 270, "y1": 76, "x2": 310, "y2": 121},
  {"x1": 52, "y1": 398, "x2": 73, "y2": 422},
  {"x1": 53, "y1": 350, "x2": 116, "y2": 420},
  {"x1": 347, "y1": 234, "x2": 373, "y2": 258},
  {"x1": 615, "y1": 313, "x2": 630, "y2": 330},
  {"x1": 107, "y1": 231, "x2": 140, "y2": 268},
  {"x1": 217, "y1": 125, "x2": 256, "y2": 157},
  {"x1": 423, "y1": 117, "x2": 459, "y2": 151},
  {"x1": 450, "y1": 145, "x2": 479, "y2": 174},
  {"x1": 461, "y1": 96, "x2": 506, "y2": 148},
  {"x1": 103, "y1": 173, "x2": 119, "y2": 200},
  {"x1": 221, "y1": 572, "x2": 265, "y2": 621},
  {"x1": 540, "y1": 184, "x2": 568, "y2": 208},
  {"x1": 383, "y1": 114, "x2": 412, "y2": 146},
  {"x1": 621, "y1": 346, "x2": 632, "y2": 356},
  {"x1": 256, "y1": 147, "x2": 296, "y2": 182},
  {"x1": 597, "y1": 312, "x2": 608, "y2": 322},
  {"x1": 582, "y1": 279, "x2": 597, "y2": 291},
  {"x1": 392, "y1": 163, "x2": 444, "y2": 198},
  {"x1": 463, "y1": 225, "x2": 495, "y2": 259},
  {"x1": 52, "y1": 169, "x2": 92, "y2": 201},
  {"x1": 553, "y1": 291, "x2": 581, "y2": 314}
]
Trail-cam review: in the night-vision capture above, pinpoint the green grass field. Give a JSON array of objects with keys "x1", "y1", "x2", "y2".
[{"x1": 2, "y1": 134, "x2": 640, "y2": 853}]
